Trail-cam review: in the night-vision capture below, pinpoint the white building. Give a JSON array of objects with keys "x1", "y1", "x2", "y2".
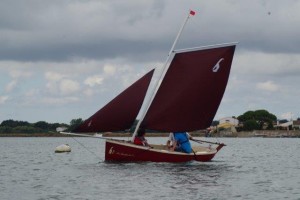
[
  {"x1": 219, "y1": 117, "x2": 239, "y2": 126},
  {"x1": 56, "y1": 127, "x2": 68, "y2": 132}
]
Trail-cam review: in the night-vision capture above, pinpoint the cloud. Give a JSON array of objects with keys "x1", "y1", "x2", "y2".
[
  {"x1": 3, "y1": 69, "x2": 33, "y2": 92},
  {"x1": 9, "y1": 69, "x2": 32, "y2": 79},
  {"x1": 83, "y1": 88, "x2": 94, "y2": 97},
  {"x1": 0, "y1": 96, "x2": 9, "y2": 104},
  {"x1": 5, "y1": 80, "x2": 18, "y2": 92},
  {"x1": 41, "y1": 96, "x2": 79, "y2": 105},
  {"x1": 2, "y1": 1, "x2": 298, "y2": 63},
  {"x1": 103, "y1": 64, "x2": 116, "y2": 76},
  {"x1": 256, "y1": 81, "x2": 279, "y2": 92},
  {"x1": 45, "y1": 71, "x2": 80, "y2": 95},
  {"x1": 45, "y1": 71, "x2": 65, "y2": 81},
  {"x1": 46, "y1": 79, "x2": 80, "y2": 96},
  {"x1": 84, "y1": 75, "x2": 103, "y2": 87},
  {"x1": 24, "y1": 89, "x2": 39, "y2": 97},
  {"x1": 234, "y1": 51, "x2": 300, "y2": 79},
  {"x1": 281, "y1": 112, "x2": 294, "y2": 120},
  {"x1": 59, "y1": 79, "x2": 80, "y2": 95},
  {"x1": 1, "y1": 1, "x2": 300, "y2": 123}
]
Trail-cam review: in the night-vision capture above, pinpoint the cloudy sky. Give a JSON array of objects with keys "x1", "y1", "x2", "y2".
[{"x1": 1, "y1": 0, "x2": 299, "y2": 124}]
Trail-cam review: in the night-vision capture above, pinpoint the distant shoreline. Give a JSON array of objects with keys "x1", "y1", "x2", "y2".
[
  {"x1": 1, "y1": 130, "x2": 299, "y2": 138},
  {"x1": 0, "y1": 132, "x2": 70, "y2": 137}
]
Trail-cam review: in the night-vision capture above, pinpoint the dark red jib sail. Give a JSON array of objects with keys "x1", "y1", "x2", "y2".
[
  {"x1": 141, "y1": 44, "x2": 236, "y2": 132},
  {"x1": 74, "y1": 69, "x2": 154, "y2": 133}
]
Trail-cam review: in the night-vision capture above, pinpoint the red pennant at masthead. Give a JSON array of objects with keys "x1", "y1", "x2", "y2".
[{"x1": 190, "y1": 10, "x2": 196, "y2": 16}]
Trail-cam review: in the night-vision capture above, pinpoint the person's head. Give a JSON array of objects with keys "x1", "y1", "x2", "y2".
[{"x1": 137, "y1": 128, "x2": 145, "y2": 137}]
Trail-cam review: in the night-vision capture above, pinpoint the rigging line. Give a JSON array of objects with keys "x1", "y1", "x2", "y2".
[
  {"x1": 71, "y1": 137, "x2": 103, "y2": 161},
  {"x1": 190, "y1": 139, "x2": 202, "y2": 144},
  {"x1": 215, "y1": 136, "x2": 221, "y2": 143},
  {"x1": 191, "y1": 148, "x2": 197, "y2": 161},
  {"x1": 191, "y1": 138, "x2": 224, "y2": 146},
  {"x1": 211, "y1": 133, "x2": 221, "y2": 143}
]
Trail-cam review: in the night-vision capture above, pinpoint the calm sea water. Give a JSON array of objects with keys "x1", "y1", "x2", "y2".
[{"x1": 1, "y1": 137, "x2": 299, "y2": 200}]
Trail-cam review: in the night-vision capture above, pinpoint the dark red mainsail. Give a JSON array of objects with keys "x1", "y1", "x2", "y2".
[
  {"x1": 141, "y1": 44, "x2": 236, "y2": 132},
  {"x1": 74, "y1": 69, "x2": 154, "y2": 133}
]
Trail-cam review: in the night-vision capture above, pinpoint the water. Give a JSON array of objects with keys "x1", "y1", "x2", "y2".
[{"x1": 1, "y1": 137, "x2": 300, "y2": 200}]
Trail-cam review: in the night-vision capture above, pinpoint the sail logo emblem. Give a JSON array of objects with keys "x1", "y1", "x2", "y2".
[
  {"x1": 88, "y1": 120, "x2": 92, "y2": 127},
  {"x1": 109, "y1": 147, "x2": 115, "y2": 154},
  {"x1": 212, "y1": 58, "x2": 224, "y2": 72}
]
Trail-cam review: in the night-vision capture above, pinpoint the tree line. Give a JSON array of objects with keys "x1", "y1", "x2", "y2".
[
  {"x1": 236, "y1": 109, "x2": 277, "y2": 131},
  {"x1": 234, "y1": 109, "x2": 298, "y2": 131},
  {"x1": 0, "y1": 119, "x2": 70, "y2": 134},
  {"x1": 0, "y1": 109, "x2": 298, "y2": 134}
]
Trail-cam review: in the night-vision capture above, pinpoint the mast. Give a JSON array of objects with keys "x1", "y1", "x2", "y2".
[{"x1": 131, "y1": 10, "x2": 196, "y2": 141}]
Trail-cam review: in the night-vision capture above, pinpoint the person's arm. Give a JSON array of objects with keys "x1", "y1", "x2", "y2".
[
  {"x1": 170, "y1": 140, "x2": 177, "y2": 151},
  {"x1": 143, "y1": 138, "x2": 152, "y2": 148},
  {"x1": 166, "y1": 133, "x2": 173, "y2": 149},
  {"x1": 166, "y1": 140, "x2": 171, "y2": 148}
]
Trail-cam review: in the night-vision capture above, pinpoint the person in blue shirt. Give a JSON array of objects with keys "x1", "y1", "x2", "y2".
[{"x1": 167, "y1": 132, "x2": 193, "y2": 153}]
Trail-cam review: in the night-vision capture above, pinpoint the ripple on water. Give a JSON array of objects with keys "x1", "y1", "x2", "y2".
[{"x1": 1, "y1": 137, "x2": 300, "y2": 200}]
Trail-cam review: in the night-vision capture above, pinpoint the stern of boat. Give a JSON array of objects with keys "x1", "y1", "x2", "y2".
[{"x1": 216, "y1": 143, "x2": 226, "y2": 152}]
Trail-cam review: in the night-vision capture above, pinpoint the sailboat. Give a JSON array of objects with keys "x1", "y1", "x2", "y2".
[{"x1": 63, "y1": 10, "x2": 237, "y2": 162}]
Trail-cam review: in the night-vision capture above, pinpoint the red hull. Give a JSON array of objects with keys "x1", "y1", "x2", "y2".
[{"x1": 105, "y1": 139, "x2": 224, "y2": 162}]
